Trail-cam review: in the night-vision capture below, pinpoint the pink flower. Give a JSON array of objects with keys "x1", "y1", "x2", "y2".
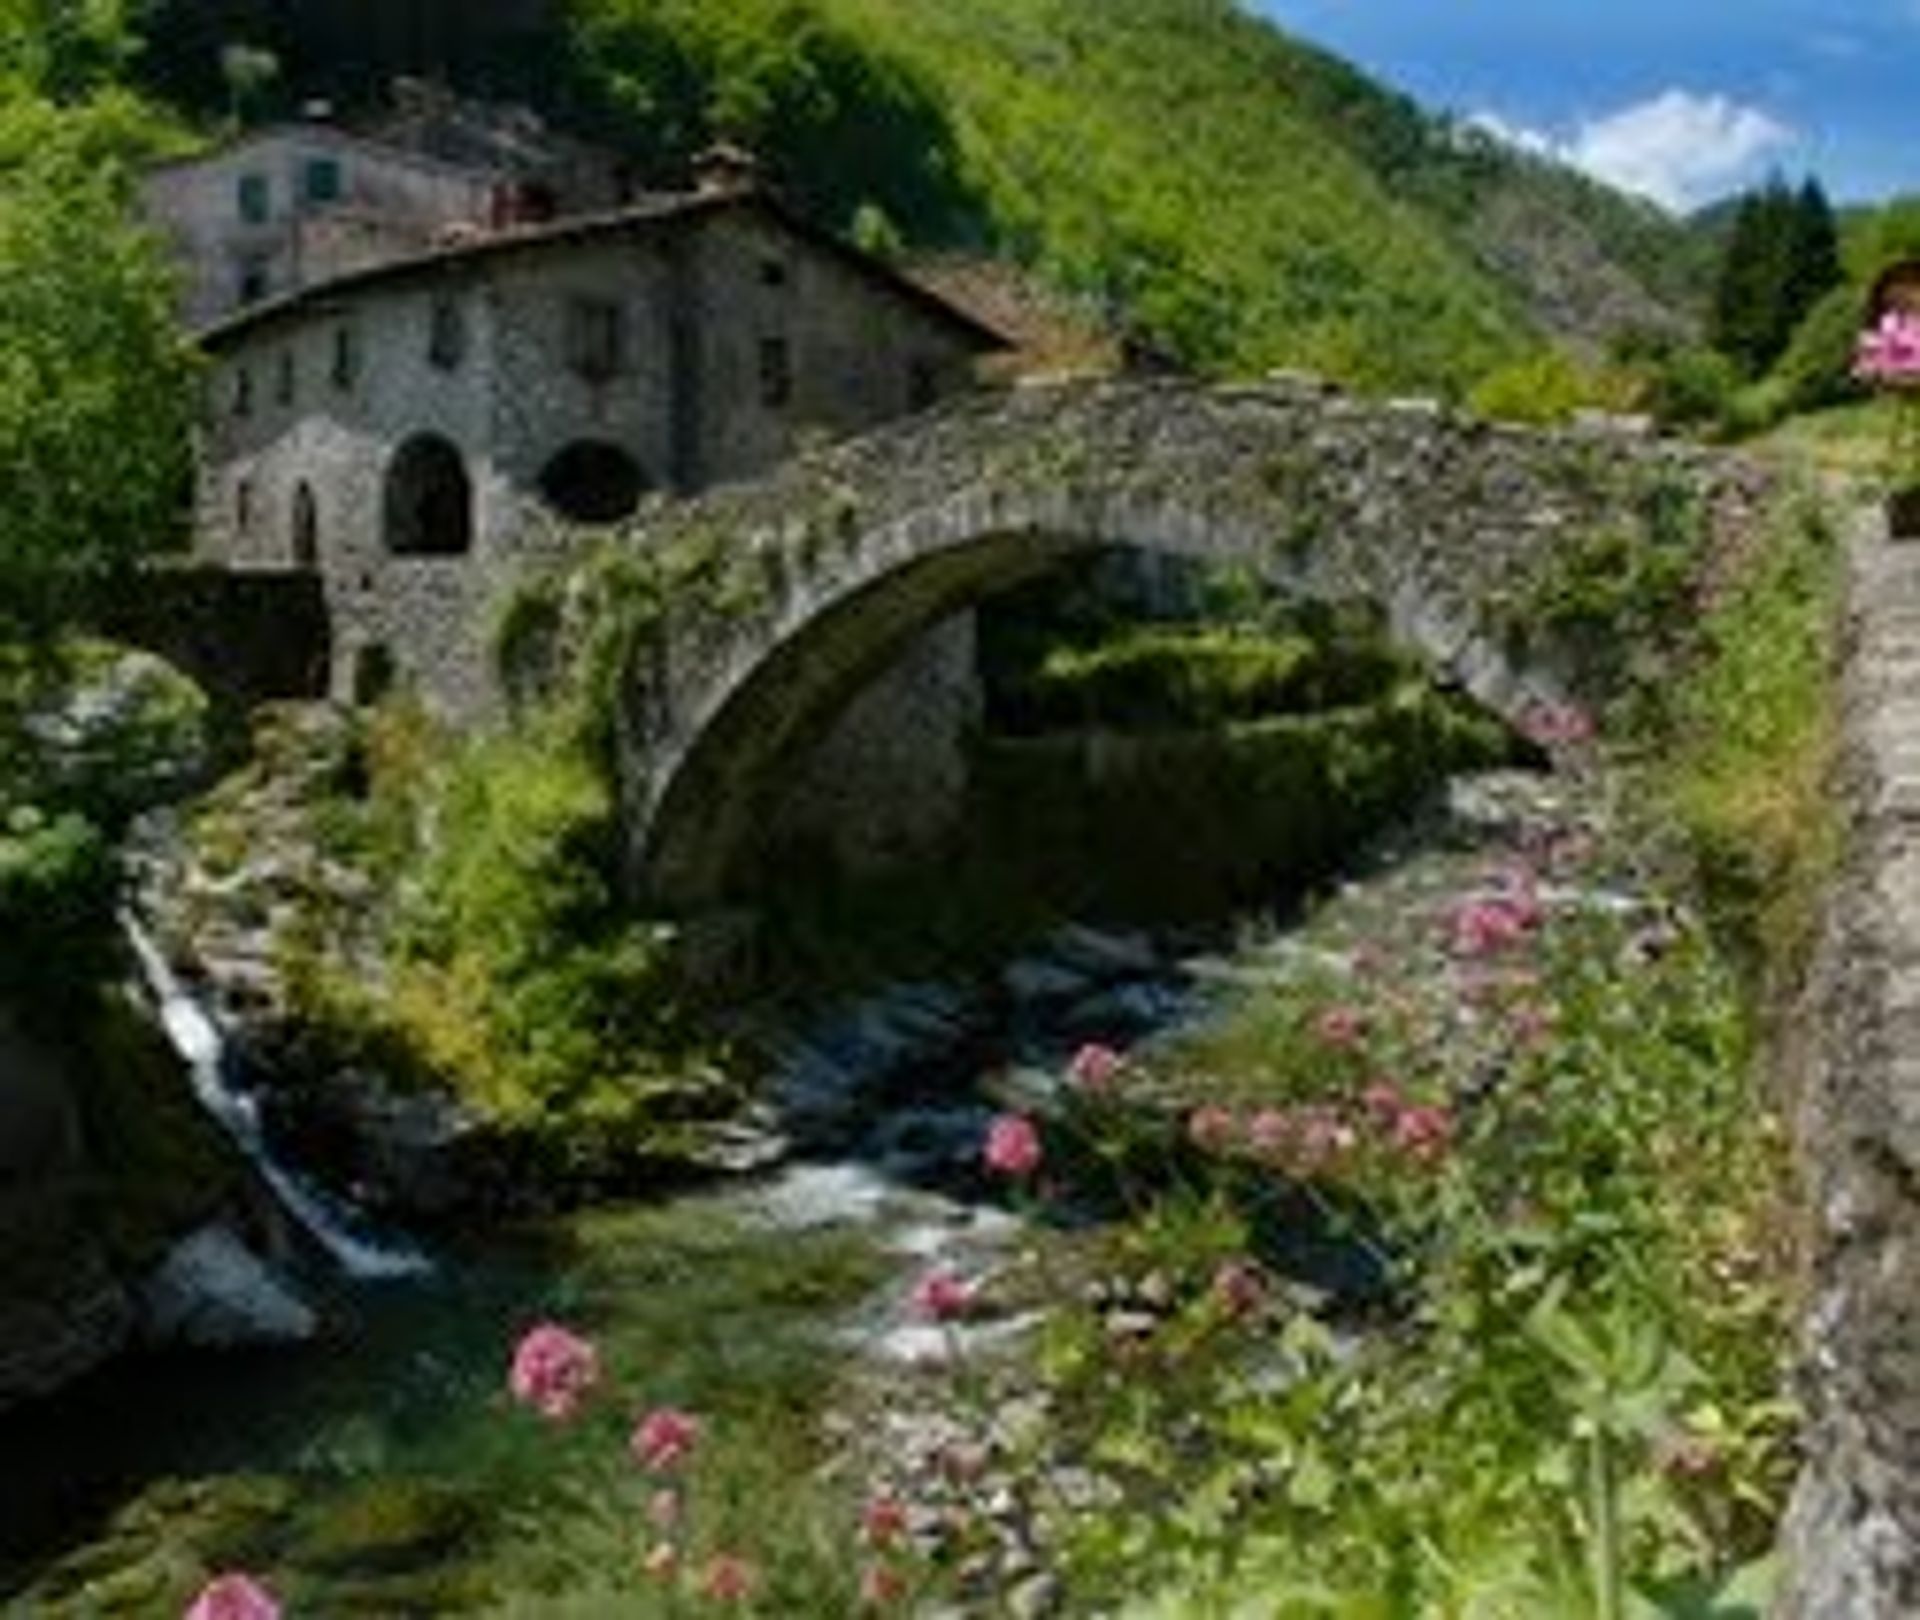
[
  {"x1": 1361, "y1": 1080, "x2": 1407, "y2": 1129},
  {"x1": 700, "y1": 1553, "x2": 756, "y2": 1601},
  {"x1": 647, "y1": 1488, "x2": 682, "y2": 1531},
  {"x1": 1520, "y1": 701, "x2": 1596, "y2": 749},
  {"x1": 910, "y1": 1267, "x2": 974, "y2": 1322},
  {"x1": 631, "y1": 1406, "x2": 701, "y2": 1472},
  {"x1": 983, "y1": 1113, "x2": 1042, "y2": 1177},
  {"x1": 1314, "y1": 1005, "x2": 1366, "y2": 1050},
  {"x1": 1290, "y1": 1105, "x2": 1358, "y2": 1175},
  {"x1": 1246, "y1": 1107, "x2": 1292, "y2": 1160},
  {"x1": 1187, "y1": 1104, "x2": 1240, "y2": 1155},
  {"x1": 185, "y1": 1575, "x2": 280, "y2": 1620},
  {"x1": 507, "y1": 1322, "x2": 600, "y2": 1420},
  {"x1": 1856, "y1": 309, "x2": 1920, "y2": 388},
  {"x1": 1449, "y1": 892, "x2": 1539, "y2": 958},
  {"x1": 1392, "y1": 1103, "x2": 1455, "y2": 1166},
  {"x1": 861, "y1": 1562, "x2": 909, "y2": 1606},
  {"x1": 861, "y1": 1494, "x2": 910, "y2": 1549},
  {"x1": 1066, "y1": 1042, "x2": 1122, "y2": 1094},
  {"x1": 1212, "y1": 1259, "x2": 1268, "y2": 1318}
]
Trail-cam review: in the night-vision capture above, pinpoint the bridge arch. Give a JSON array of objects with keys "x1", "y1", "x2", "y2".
[{"x1": 584, "y1": 378, "x2": 1737, "y2": 913}]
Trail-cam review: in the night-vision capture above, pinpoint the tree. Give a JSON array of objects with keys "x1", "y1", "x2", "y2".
[
  {"x1": 0, "y1": 96, "x2": 195, "y2": 638},
  {"x1": 1710, "y1": 173, "x2": 1842, "y2": 377}
]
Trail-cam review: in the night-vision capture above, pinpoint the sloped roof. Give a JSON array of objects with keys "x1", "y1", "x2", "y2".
[{"x1": 194, "y1": 188, "x2": 1012, "y2": 354}]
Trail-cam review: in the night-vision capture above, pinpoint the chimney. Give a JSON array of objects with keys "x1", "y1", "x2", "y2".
[{"x1": 690, "y1": 142, "x2": 763, "y2": 199}]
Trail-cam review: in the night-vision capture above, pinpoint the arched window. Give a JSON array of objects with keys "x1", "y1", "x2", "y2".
[
  {"x1": 537, "y1": 441, "x2": 648, "y2": 524},
  {"x1": 291, "y1": 482, "x2": 319, "y2": 569},
  {"x1": 384, "y1": 433, "x2": 473, "y2": 556}
]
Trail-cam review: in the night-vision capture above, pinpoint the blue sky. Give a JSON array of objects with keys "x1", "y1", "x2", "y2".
[{"x1": 1251, "y1": 0, "x2": 1919, "y2": 209}]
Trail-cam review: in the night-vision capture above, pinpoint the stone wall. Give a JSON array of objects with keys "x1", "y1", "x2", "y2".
[{"x1": 1779, "y1": 507, "x2": 1920, "y2": 1614}]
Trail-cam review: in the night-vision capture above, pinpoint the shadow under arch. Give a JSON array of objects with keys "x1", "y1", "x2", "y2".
[{"x1": 632, "y1": 514, "x2": 1538, "y2": 915}]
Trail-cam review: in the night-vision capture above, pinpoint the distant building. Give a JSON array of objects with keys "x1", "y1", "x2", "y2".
[
  {"x1": 186, "y1": 164, "x2": 1008, "y2": 708},
  {"x1": 140, "y1": 86, "x2": 629, "y2": 327}
]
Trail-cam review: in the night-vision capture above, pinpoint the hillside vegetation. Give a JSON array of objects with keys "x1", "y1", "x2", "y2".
[{"x1": 124, "y1": 0, "x2": 1704, "y2": 392}]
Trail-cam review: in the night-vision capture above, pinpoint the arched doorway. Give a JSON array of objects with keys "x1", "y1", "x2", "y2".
[
  {"x1": 537, "y1": 440, "x2": 647, "y2": 525},
  {"x1": 384, "y1": 434, "x2": 473, "y2": 556},
  {"x1": 291, "y1": 481, "x2": 319, "y2": 569}
]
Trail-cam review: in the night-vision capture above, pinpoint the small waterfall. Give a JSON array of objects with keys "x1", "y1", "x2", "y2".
[{"x1": 122, "y1": 914, "x2": 431, "y2": 1281}]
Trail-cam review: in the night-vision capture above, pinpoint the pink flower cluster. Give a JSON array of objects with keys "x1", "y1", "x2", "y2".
[
  {"x1": 508, "y1": 1321, "x2": 601, "y2": 1420},
  {"x1": 1855, "y1": 308, "x2": 1920, "y2": 388},
  {"x1": 632, "y1": 1406, "x2": 701, "y2": 1472},
  {"x1": 1190, "y1": 1085, "x2": 1456, "y2": 1179},
  {"x1": 1448, "y1": 869, "x2": 1545, "y2": 958},
  {"x1": 1065, "y1": 1041, "x2": 1123, "y2": 1095},
  {"x1": 1313, "y1": 1005, "x2": 1367, "y2": 1050},
  {"x1": 1519, "y1": 700, "x2": 1596, "y2": 749},
  {"x1": 185, "y1": 1574, "x2": 280, "y2": 1620},
  {"x1": 982, "y1": 1113, "x2": 1042, "y2": 1177},
  {"x1": 910, "y1": 1266, "x2": 975, "y2": 1322}
]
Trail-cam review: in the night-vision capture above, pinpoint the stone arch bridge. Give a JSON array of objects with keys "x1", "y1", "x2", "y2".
[{"x1": 513, "y1": 376, "x2": 1758, "y2": 911}]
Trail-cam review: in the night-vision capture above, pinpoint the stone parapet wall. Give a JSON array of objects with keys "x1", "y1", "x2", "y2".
[{"x1": 1781, "y1": 508, "x2": 1920, "y2": 1615}]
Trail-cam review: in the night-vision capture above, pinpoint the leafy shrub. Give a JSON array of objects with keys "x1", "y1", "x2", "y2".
[{"x1": 0, "y1": 804, "x2": 116, "y2": 1009}]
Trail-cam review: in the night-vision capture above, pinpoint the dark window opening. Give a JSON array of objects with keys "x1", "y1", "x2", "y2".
[
  {"x1": 909, "y1": 358, "x2": 941, "y2": 412},
  {"x1": 566, "y1": 297, "x2": 625, "y2": 381},
  {"x1": 276, "y1": 350, "x2": 296, "y2": 406},
  {"x1": 331, "y1": 325, "x2": 357, "y2": 391},
  {"x1": 235, "y1": 477, "x2": 254, "y2": 536},
  {"x1": 760, "y1": 257, "x2": 788, "y2": 288},
  {"x1": 291, "y1": 482, "x2": 319, "y2": 568},
  {"x1": 538, "y1": 440, "x2": 648, "y2": 524},
  {"x1": 758, "y1": 336, "x2": 792, "y2": 408},
  {"x1": 304, "y1": 156, "x2": 342, "y2": 205},
  {"x1": 237, "y1": 172, "x2": 270, "y2": 224},
  {"x1": 238, "y1": 257, "x2": 270, "y2": 304},
  {"x1": 352, "y1": 643, "x2": 395, "y2": 706},
  {"x1": 233, "y1": 367, "x2": 253, "y2": 417},
  {"x1": 428, "y1": 292, "x2": 466, "y2": 369},
  {"x1": 384, "y1": 433, "x2": 473, "y2": 556}
]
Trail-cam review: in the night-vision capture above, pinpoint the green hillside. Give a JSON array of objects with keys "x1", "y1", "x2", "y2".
[{"x1": 115, "y1": 0, "x2": 1707, "y2": 394}]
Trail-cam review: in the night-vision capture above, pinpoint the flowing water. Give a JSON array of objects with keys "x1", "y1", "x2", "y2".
[{"x1": 1, "y1": 769, "x2": 1594, "y2": 1615}]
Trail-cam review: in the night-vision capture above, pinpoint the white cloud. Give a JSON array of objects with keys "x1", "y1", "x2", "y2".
[{"x1": 1469, "y1": 89, "x2": 1796, "y2": 212}]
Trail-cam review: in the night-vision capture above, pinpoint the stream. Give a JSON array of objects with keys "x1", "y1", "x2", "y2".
[{"x1": 0, "y1": 765, "x2": 1603, "y2": 1615}]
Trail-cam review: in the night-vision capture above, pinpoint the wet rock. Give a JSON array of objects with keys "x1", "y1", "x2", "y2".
[
  {"x1": 1045, "y1": 924, "x2": 1159, "y2": 981},
  {"x1": 1002, "y1": 956, "x2": 1091, "y2": 1006},
  {"x1": 136, "y1": 1224, "x2": 317, "y2": 1348}
]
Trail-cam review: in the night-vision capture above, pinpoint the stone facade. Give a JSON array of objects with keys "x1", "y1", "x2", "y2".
[
  {"x1": 192, "y1": 190, "x2": 1002, "y2": 711},
  {"x1": 574, "y1": 377, "x2": 1760, "y2": 910}
]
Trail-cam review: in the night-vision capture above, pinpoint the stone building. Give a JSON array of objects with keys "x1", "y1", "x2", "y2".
[
  {"x1": 190, "y1": 171, "x2": 1006, "y2": 712},
  {"x1": 141, "y1": 92, "x2": 628, "y2": 328}
]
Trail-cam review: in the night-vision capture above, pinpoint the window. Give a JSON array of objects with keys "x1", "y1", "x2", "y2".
[
  {"x1": 291, "y1": 483, "x2": 319, "y2": 569},
  {"x1": 276, "y1": 349, "x2": 296, "y2": 406},
  {"x1": 428, "y1": 292, "x2": 465, "y2": 369},
  {"x1": 304, "y1": 156, "x2": 342, "y2": 206},
  {"x1": 331, "y1": 325, "x2": 357, "y2": 391},
  {"x1": 237, "y1": 172, "x2": 270, "y2": 224},
  {"x1": 566, "y1": 298, "x2": 625, "y2": 381},
  {"x1": 909, "y1": 358, "x2": 941, "y2": 412},
  {"x1": 238, "y1": 256, "x2": 271, "y2": 305},
  {"x1": 759, "y1": 257, "x2": 788, "y2": 289},
  {"x1": 235, "y1": 478, "x2": 254, "y2": 536},
  {"x1": 757, "y1": 336, "x2": 792, "y2": 409},
  {"x1": 233, "y1": 367, "x2": 253, "y2": 418},
  {"x1": 538, "y1": 441, "x2": 647, "y2": 524}
]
